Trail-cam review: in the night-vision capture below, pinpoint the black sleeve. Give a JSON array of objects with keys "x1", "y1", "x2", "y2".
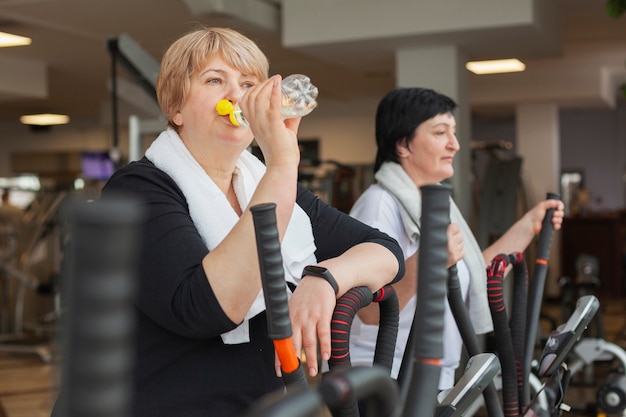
[
  {"x1": 296, "y1": 184, "x2": 404, "y2": 284},
  {"x1": 101, "y1": 158, "x2": 237, "y2": 338}
]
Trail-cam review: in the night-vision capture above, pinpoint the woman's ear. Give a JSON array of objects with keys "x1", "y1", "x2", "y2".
[
  {"x1": 172, "y1": 105, "x2": 183, "y2": 127},
  {"x1": 396, "y1": 138, "x2": 411, "y2": 158},
  {"x1": 172, "y1": 110, "x2": 183, "y2": 127}
]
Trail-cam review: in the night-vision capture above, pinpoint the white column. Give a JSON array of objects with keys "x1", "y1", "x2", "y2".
[
  {"x1": 516, "y1": 103, "x2": 562, "y2": 296},
  {"x1": 396, "y1": 45, "x2": 472, "y2": 219}
]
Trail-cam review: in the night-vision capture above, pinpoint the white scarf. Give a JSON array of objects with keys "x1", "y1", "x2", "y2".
[
  {"x1": 375, "y1": 162, "x2": 493, "y2": 334},
  {"x1": 145, "y1": 129, "x2": 317, "y2": 343}
]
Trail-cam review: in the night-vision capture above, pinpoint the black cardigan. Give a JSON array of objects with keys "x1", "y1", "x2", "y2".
[{"x1": 64, "y1": 156, "x2": 404, "y2": 417}]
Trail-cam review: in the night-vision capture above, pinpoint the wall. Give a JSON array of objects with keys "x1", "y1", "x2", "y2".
[
  {"x1": 471, "y1": 104, "x2": 626, "y2": 213},
  {"x1": 297, "y1": 103, "x2": 378, "y2": 166},
  {"x1": 560, "y1": 105, "x2": 626, "y2": 211}
]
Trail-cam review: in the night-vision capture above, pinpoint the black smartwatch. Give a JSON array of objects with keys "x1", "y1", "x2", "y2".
[{"x1": 301, "y1": 265, "x2": 339, "y2": 295}]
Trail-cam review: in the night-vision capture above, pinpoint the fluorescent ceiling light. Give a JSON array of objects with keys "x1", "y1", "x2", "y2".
[
  {"x1": 20, "y1": 113, "x2": 70, "y2": 126},
  {"x1": 466, "y1": 59, "x2": 526, "y2": 75},
  {"x1": 0, "y1": 31, "x2": 32, "y2": 48}
]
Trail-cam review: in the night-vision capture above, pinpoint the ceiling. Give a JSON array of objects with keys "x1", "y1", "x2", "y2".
[{"x1": 0, "y1": 0, "x2": 624, "y2": 125}]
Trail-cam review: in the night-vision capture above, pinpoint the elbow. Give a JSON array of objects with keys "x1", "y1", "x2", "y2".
[
  {"x1": 391, "y1": 253, "x2": 405, "y2": 284},
  {"x1": 377, "y1": 236, "x2": 405, "y2": 285},
  {"x1": 383, "y1": 239, "x2": 405, "y2": 285}
]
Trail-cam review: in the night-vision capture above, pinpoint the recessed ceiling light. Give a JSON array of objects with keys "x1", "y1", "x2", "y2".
[
  {"x1": 466, "y1": 59, "x2": 526, "y2": 75},
  {"x1": 20, "y1": 113, "x2": 70, "y2": 126},
  {"x1": 0, "y1": 31, "x2": 32, "y2": 48}
]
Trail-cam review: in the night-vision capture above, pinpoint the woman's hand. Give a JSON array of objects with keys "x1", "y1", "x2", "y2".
[
  {"x1": 483, "y1": 197, "x2": 565, "y2": 263},
  {"x1": 447, "y1": 223, "x2": 464, "y2": 268},
  {"x1": 525, "y1": 199, "x2": 565, "y2": 235},
  {"x1": 239, "y1": 74, "x2": 301, "y2": 168},
  {"x1": 285, "y1": 277, "x2": 337, "y2": 378}
]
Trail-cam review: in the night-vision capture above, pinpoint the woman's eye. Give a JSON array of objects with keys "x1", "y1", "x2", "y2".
[
  {"x1": 207, "y1": 78, "x2": 221, "y2": 84},
  {"x1": 242, "y1": 82, "x2": 255, "y2": 89}
]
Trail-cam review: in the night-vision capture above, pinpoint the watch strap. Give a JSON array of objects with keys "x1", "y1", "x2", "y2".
[{"x1": 302, "y1": 265, "x2": 339, "y2": 295}]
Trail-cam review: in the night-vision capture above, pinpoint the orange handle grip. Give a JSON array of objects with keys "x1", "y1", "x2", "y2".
[{"x1": 274, "y1": 338, "x2": 300, "y2": 374}]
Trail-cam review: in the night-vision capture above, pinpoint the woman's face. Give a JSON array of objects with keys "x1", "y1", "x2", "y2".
[
  {"x1": 172, "y1": 54, "x2": 259, "y2": 156},
  {"x1": 397, "y1": 112, "x2": 459, "y2": 186}
]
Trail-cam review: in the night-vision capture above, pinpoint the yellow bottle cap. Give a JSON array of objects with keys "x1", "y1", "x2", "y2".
[
  {"x1": 215, "y1": 100, "x2": 240, "y2": 127},
  {"x1": 216, "y1": 99, "x2": 233, "y2": 116}
]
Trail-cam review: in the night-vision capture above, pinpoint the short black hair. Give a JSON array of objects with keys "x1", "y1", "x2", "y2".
[{"x1": 374, "y1": 87, "x2": 457, "y2": 172}]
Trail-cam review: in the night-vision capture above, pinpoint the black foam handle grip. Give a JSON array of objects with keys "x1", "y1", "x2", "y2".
[
  {"x1": 58, "y1": 197, "x2": 143, "y2": 417},
  {"x1": 536, "y1": 192, "x2": 560, "y2": 261},
  {"x1": 413, "y1": 184, "x2": 450, "y2": 359},
  {"x1": 522, "y1": 192, "x2": 561, "y2": 405},
  {"x1": 250, "y1": 203, "x2": 292, "y2": 340},
  {"x1": 401, "y1": 183, "x2": 451, "y2": 417}
]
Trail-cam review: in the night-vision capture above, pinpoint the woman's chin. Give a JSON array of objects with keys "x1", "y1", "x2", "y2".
[{"x1": 441, "y1": 168, "x2": 454, "y2": 180}]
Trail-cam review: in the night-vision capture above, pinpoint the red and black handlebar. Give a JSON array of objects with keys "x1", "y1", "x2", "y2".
[
  {"x1": 487, "y1": 254, "x2": 520, "y2": 417},
  {"x1": 329, "y1": 284, "x2": 399, "y2": 371},
  {"x1": 371, "y1": 285, "x2": 400, "y2": 371},
  {"x1": 328, "y1": 284, "x2": 399, "y2": 417},
  {"x1": 507, "y1": 252, "x2": 529, "y2": 405},
  {"x1": 329, "y1": 286, "x2": 374, "y2": 370}
]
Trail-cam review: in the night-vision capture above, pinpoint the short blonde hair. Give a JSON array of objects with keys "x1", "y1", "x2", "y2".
[{"x1": 156, "y1": 26, "x2": 270, "y2": 131}]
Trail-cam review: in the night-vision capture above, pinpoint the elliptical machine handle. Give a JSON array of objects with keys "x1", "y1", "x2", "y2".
[{"x1": 251, "y1": 203, "x2": 308, "y2": 390}]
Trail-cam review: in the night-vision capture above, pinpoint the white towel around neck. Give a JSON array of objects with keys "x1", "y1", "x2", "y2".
[
  {"x1": 375, "y1": 161, "x2": 493, "y2": 334},
  {"x1": 145, "y1": 129, "x2": 317, "y2": 343}
]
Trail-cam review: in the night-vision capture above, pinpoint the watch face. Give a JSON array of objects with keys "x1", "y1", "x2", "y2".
[{"x1": 306, "y1": 266, "x2": 327, "y2": 274}]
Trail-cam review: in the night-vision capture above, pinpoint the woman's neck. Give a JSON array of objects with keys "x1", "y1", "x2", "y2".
[{"x1": 178, "y1": 131, "x2": 244, "y2": 213}]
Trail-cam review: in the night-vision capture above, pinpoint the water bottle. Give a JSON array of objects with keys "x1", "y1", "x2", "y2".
[{"x1": 216, "y1": 74, "x2": 318, "y2": 128}]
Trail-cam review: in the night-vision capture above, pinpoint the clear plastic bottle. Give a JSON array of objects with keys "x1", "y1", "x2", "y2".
[{"x1": 216, "y1": 74, "x2": 318, "y2": 128}]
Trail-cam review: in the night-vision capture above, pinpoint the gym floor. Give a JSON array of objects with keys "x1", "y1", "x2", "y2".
[{"x1": 0, "y1": 297, "x2": 624, "y2": 417}]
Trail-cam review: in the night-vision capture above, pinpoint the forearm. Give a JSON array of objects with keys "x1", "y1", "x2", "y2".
[
  {"x1": 318, "y1": 242, "x2": 401, "y2": 296},
  {"x1": 204, "y1": 165, "x2": 299, "y2": 323},
  {"x1": 482, "y1": 214, "x2": 535, "y2": 264},
  {"x1": 482, "y1": 198, "x2": 565, "y2": 265},
  {"x1": 357, "y1": 252, "x2": 416, "y2": 325}
]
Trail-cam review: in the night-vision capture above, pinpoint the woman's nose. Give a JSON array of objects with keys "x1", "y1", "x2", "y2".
[
  {"x1": 449, "y1": 134, "x2": 460, "y2": 150},
  {"x1": 227, "y1": 87, "x2": 246, "y2": 105}
]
